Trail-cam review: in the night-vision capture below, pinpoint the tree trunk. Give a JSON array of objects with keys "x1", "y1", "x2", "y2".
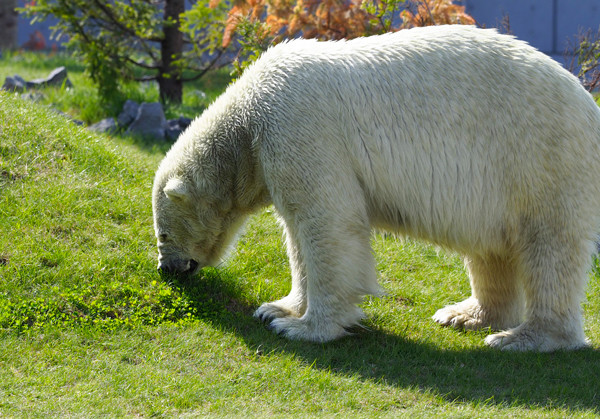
[
  {"x1": 0, "y1": 0, "x2": 18, "y2": 50},
  {"x1": 158, "y1": 0, "x2": 185, "y2": 104}
]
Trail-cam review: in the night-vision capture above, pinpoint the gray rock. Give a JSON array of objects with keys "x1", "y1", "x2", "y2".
[
  {"x1": 165, "y1": 127, "x2": 181, "y2": 141},
  {"x1": 178, "y1": 116, "x2": 192, "y2": 130},
  {"x1": 117, "y1": 99, "x2": 139, "y2": 128},
  {"x1": 165, "y1": 116, "x2": 193, "y2": 141},
  {"x1": 21, "y1": 92, "x2": 45, "y2": 102},
  {"x1": 166, "y1": 120, "x2": 183, "y2": 141},
  {"x1": 2, "y1": 75, "x2": 27, "y2": 92},
  {"x1": 2, "y1": 67, "x2": 72, "y2": 92},
  {"x1": 89, "y1": 117, "x2": 118, "y2": 134},
  {"x1": 28, "y1": 66, "x2": 72, "y2": 89},
  {"x1": 126, "y1": 102, "x2": 167, "y2": 140}
]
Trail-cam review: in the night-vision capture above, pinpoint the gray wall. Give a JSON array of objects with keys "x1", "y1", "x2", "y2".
[{"x1": 463, "y1": 0, "x2": 600, "y2": 64}]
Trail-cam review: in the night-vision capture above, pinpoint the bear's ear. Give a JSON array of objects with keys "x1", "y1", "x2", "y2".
[{"x1": 163, "y1": 177, "x2": 190, "y2": 203}]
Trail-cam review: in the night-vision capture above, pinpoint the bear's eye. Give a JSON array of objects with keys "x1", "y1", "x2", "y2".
[{"x1": 158, "y1": 234, "x2": 168, "y2": 242}]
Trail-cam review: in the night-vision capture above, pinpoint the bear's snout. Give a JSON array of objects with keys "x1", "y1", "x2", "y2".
[{"x1": 157, "y1": 258, "x2": 200, "y2": 277}]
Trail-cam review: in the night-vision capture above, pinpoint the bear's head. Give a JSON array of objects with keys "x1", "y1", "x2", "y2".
[{"x1": 152, "y1": 175, "x2": 244, "y2": 277}]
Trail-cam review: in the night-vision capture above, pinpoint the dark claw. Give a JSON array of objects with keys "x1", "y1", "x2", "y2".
[
  {"x1": 268, "y1": 323, "x2": 287, "y2": 337},
  {"x1": 258, "y1": 312, "x2": 275, "y2": 324},
  {"x1": 344, "y1": 323, "x2": 369, "y2": 336}
]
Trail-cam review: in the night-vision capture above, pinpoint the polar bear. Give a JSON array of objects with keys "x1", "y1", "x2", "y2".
[{"x1": 153, "y1": 25, "x2": 600, "y2": 351}]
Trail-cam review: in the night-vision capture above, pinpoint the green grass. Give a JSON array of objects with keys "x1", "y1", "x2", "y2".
[{"x1": 1, "y1": 61, "x2": 600, "y2": 417}]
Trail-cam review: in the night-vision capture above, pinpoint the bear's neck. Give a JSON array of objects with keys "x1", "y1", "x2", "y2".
[
  {"x1": 194, "y1": 114, "x2": 270, "y2": 214},
  {"x1": 228, "y1": 127, "x2": 271, "y2": 212}
]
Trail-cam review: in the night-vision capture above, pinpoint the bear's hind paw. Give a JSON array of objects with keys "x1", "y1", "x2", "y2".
[
  {"x1": 485, "y1": 325, "x2": 588, "y2": 352},
  {"x1": 432, "y1": 299, "x2": 487, "y2": 330},
  {"x1": 433, "y1": 297, "x2": 520, "y2": 331}
]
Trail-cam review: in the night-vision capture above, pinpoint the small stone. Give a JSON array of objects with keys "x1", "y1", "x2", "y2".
[
  {"x1": 164, "y1": 116, "x2": 193, "y2": 141},
  {"x1": 20, "y1": 92, "x2": 45, "y2": 102},
  {"x1": 178, "y1": 116, "x2": 192, "y2": 130},
  {"x1": 89, "y1": 117, "x2": 118, "y2": 135},
  {"x1": 166, "y1": 127, "x2": 181, "y2": 141}
]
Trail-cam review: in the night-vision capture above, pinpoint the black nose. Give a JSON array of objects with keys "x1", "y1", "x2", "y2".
[
  {"x1": 157, "y1": 259, "x2": 200, "y2": 276},
  {"x1": 188, "y1": 259, "x2": 199, "y2": 273}
]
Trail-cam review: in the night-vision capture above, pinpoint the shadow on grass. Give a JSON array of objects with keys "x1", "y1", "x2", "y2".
[{"x1": 168, "y1": 268, "x2": 600, "y2": 413}]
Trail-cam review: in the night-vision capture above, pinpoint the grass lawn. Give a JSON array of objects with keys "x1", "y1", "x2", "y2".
[{"x1": 1, "y1": 54, "x2": 600, "y2": 417}]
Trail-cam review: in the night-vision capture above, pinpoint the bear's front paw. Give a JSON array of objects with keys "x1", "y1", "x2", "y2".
[
  {"x1": 254, "y1": 302, "x2": 295, "y2": 323},
  {"x1": 268, "y1": 316, "x2": 350, "y2": 343},
  {"x1": 254, "y1": 296, "x2": 304, "y2": 323}
]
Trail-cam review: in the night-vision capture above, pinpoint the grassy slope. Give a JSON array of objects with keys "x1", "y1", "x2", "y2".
[{"x1": 1, "y1": 90, "x2": 600, "y2": 417}]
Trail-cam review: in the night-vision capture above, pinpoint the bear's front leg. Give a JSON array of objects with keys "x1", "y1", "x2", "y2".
[
  {"x1": 268, "y1": 305, "x2": 366, "y2": 342},
  {"x1": 256, "y1": 201, "x2": 382, "y2": 343},
  {"x1": 254, "y1": 222, "x2": 308, "y2": 323}
]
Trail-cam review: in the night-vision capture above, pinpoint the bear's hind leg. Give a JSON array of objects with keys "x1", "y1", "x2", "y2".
[
  {"x1": 485, "y1": 229, "x2": 591, "y2": 351},
  {"x1": 485, "y1": 229, "x2": 592, "y2": 352},
  {"x1": 255, "y1": 222, "x2": 307, "y2": 322},
  {"x1": 433, "y1": 254, "x2": 524, "y2": 331}
]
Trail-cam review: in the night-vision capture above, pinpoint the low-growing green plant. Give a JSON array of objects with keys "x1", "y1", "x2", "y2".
[{"x1": 0, "y1": 281, "x2": 198, "y2": 333}]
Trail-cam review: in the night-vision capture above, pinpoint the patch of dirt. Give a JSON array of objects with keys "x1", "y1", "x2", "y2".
[{"x1": 0, "y1": 169, "x2": 24, "y2": 182}]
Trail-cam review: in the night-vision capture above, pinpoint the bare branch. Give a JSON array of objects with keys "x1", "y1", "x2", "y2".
[{"x1": 181, "y1": 49, "x2": 227, "y2": 82}]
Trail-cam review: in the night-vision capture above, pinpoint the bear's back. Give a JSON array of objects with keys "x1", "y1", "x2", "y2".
[{"x1": 238, "y1": 26, "x2": 600, "y2": 249}]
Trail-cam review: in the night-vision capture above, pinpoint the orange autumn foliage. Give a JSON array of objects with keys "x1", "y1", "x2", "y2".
[
  {"x1": 219, "y1": 0, "x2": 475, "y2": 47},
  {"x1": 400, "y1": 0, "x2": 475, "y2": 28}
]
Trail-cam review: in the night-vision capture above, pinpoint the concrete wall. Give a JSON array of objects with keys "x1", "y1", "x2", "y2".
[{"x1": 463, "y1": 0, "x2": 600, "y2": 64}]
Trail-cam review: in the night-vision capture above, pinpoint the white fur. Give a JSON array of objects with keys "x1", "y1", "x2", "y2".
[{"x1": 152, "y1": 25, "x2": 600, "y2": 350}]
